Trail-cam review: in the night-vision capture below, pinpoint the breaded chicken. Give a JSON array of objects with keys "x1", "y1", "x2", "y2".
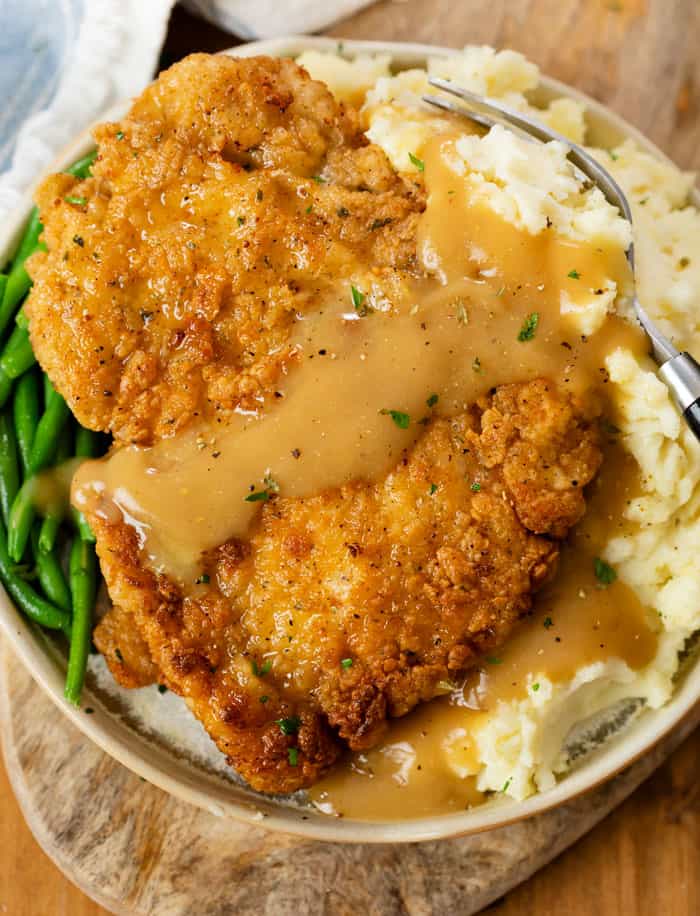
[
  {"x1": 26, "y1": 54, "x2": 422, "y2": 445},
  {"x1": 27, "y1": 55, "x2": 602, "y2": 793},
  {"x1": 92, "y1": 378, "x2": 600, "y2": 793}
]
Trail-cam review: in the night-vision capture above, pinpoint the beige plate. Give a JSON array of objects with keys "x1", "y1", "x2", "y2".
[{"x1": 0, "y1": 36, "x2": 698, "y2": 845}]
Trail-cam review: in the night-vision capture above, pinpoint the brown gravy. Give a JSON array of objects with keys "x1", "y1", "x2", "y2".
[
  {"x1": 72, "y1": 131, "x2": 658, "y2": 817},
  {"x1": 309, "y1": 437, "x2": 659, "y2": 820},
  {"x1": 73, "y1": 134, "x2": 643, "y2": 581}
]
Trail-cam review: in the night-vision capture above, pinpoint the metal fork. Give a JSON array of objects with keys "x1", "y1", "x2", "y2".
[{"x1": 423, "y1": 77, "x2": 700, "y2": 441}]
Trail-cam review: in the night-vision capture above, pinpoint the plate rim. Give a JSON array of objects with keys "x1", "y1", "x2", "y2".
[{"x1": 0, "y1": 35, "x2": 698, "y2": 845}]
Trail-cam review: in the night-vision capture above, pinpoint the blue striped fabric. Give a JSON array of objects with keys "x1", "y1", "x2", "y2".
[{"x1": 0, "y1": 0, "x2": 84, "y2": 172}]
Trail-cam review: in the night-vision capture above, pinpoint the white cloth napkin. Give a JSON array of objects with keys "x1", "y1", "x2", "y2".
[{"x1": 0, "y1": 0, "x2": 374, "y2": 226}]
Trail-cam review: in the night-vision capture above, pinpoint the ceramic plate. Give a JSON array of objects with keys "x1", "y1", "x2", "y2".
[{"x1": 0, "y1": 37, "x2": 698, "y2": 844}]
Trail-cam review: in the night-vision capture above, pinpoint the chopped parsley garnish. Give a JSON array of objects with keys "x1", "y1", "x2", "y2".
[
  {"x1": 65, "y1": 195, "x2": 87, "y2": 206},
  {"x1": 251, "y1": 659, "x2": 272, "y2": 677},
  {"x1": 609, "y1": 150, "x2": 619, "y2": 161},
  {"x1": 237, "y1": 216, "x2": 246, "y2": 226},
  {"x1": 567, "y1": 269, "x2": 581, "y2": 280},
  {"x1": 312, "y1": 174, "x2": 326, "y2": 183},
  {"x1": 259, "y1": 695, "x2": 269, "y2": 704},
  {"x1": 426, "y1": 393, "x2": 439, "y2": 408},
  {"x1": 276, "y1": 716, "x2": 302, "y2": 736},
  {"x1": 517, "y1": 312, "x2": 539, "y2": 341},
  {"x1": 594, "y1": 557, "x2": 617, "y2": 586},
  {"x1": 543, "y1": 616, "x2": 554, "y2": 629},
  {"x1": 305, "y1": 204, "x2": 313, "y2": 214},
  {"x1": 532, "y1": 682, "x2": 540, "y2": 692},
  {"x1": 245, "y1": 489, "x2": 270, "y2": 502},
  {"x1": 429, "y1": 483, "x2": 438, "y2": 495},
  {"x1": 486, "y1": 656, "x2": 502, "y2": 665},
  {"x1": 472, "y1": 357, "x2": 483, "y2": 374},
  {"x1": 195, "y1": 573, "x2": 210, "y2": 585},
  {"x1": 379, "y1": 408, "x2": 410, "y2": 429},
  {"x1": 116, "y1": 130, "x2": 124, "y2": 140},
  {"x1": 288, "y1": 747, "x2": 299, "y2": 766},
  {"x1": 350, "y1": 284, "x2": 372, "y2": 316},
  {"x1": 408, "y1": 152, "x2": 425, "y2": 172},
  {"x1": 340, "y1": 658, "x2": 353, "y2": 669},
  {"x1": 72, "y1": 234, "x2": 85, "y2": 247},
  {"x1": 470, "y1": 481, "x2": 481, "y2": 492},
  {"x1": 157, "y1": 684, "x2": 168, "y2": 694},
  {"x1": 502, "y1": 778, "x2": 512, "y2": 792}
]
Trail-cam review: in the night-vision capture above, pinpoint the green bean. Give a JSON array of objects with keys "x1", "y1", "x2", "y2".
[
  {"x1": 42, "y1": 371, "x2": 53, "y2": 408},
  {"x1": 0, "y1": 208, "x2": 44, "y2": 334},
  {"x1": 29, "y1": 382, "x2": 70, "y2": 474},
  {"x1": 15, "y1": 308, "x2": 29, "y2": 330},
  {"x1": 38, "y1": 515, "x2": 60, "y2": 554},
  {"x1": 0, "y1": 151, "x2": 97, "y2": 339},
  {"x1": 65, "y1": 536, "x2": 97, "y2": 704},
  {"x1": 71, "y1": 507, "x2": 95, "y2": 543},
  {"x1": 0, "y1": 325, "x2": 36, "y2": 379},
  {"x1": 54, "y1": 421, "x2": 73, "y2": 464},
  {"x1": 13, "y1": 372, "x2": 39, "y2": 475},
  {"x1": 66, "y1": 150, "x2": 97, "y2": 180},
  {"x1": 37, "y1": 424, "x2": 73, "y2": 552},
  {"x1": 0, "y1": 279, "x2": 14, "y2": 408},
  {"x1": 75, "y1": 425, "x2": 99, "y2": 458},
  {"x1": 8, "y1": 477, "x2": 35, "y2": 563},
  {"x1": 0, "y1": 516, "x2": 70, "y2": 632},
  {"x1": 30, "y1": 525, "x2": 71, "y2": 611},
  {"x1": 0, "y1": 412, "x2": 20, "y2": 525},
  {"x1": 72, "y1": 424, "x2": 99, "y2": 542},
  {"x1": 0, "y1": 370, "x2": 11, "y2": 409}
]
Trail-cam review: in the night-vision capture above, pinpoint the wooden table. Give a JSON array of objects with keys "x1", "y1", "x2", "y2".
[{"x1": 2, "y1": 1, "x2": 699, "y2": 913}]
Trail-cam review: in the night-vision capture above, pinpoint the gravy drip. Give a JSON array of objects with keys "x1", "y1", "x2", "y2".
[
  {"x1": 309, "y1": 442, "x2": 659, "y2": 820},
  {"x1": 73, "y1": 134, "x2": 643, "y2": 582}
]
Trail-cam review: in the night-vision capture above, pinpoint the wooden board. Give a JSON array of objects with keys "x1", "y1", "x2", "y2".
[
  {"x1": 2, "y1": 1, "x2": 700, "y2": 913},
  {"x1": 1, "y1": 644, "x2": 699, "y2": 916}
]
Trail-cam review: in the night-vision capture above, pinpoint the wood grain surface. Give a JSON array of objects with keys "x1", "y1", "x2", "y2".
[
  {"x1": 2, "y1": 646, "x2": 699, "y2": 916},
  {"x1": 2, "y1": 1, "x2": 699, "y2": 913}
]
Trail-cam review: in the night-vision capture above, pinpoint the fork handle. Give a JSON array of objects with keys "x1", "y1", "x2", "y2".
[
  {"x1": 684, "y1": 400, "x2": 700, "y2": 442},
  {"x1": 659, "y1": 352, "x2": 700, "y2": 443}
]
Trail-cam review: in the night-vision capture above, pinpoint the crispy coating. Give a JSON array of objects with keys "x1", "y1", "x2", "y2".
[
  {"x1": 30, "y1": 55, "x2": 603, "y2": 793},
  {"x1": 92, "y1": 379, "x2": 601, "y2": 793},
  {"x1": 94, "y1": 603, "x2": 158, "y2": 689},
  {"x1": 26, "y1": 54, "x2": 422, "y2": 445}
]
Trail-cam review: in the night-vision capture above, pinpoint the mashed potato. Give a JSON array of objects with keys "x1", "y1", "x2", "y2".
[{"x1": 300, "y1": 45, "x2": 700, "y2": 801}]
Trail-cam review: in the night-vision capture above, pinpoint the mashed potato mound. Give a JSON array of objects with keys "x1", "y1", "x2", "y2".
[
  {"x1": 296, "y1": 49, "x2": 391, "y2": 107},
  {"x1": 307, "y1": 44, "x2": 700, "y2": 801}
]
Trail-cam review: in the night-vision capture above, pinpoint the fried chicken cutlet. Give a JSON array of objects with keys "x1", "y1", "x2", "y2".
[
  {"x1": 26, "y1": 53, "x2": 421, "y2": 446},
  {"x1": 25, "y1": 54, "x2": 603, "y2": 794},
  {"x1": 90, "y1": 379, "x2": 600, "y2": 793}
]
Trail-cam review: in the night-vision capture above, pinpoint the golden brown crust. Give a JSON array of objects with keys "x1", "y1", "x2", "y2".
[
  {"x1": 30, "y1": 55, "x2": 604, "y2": 794},
  {"x1": 25, "y1": 54, "x2": 422, "y2": 446},
  {"x1": 88, "y1": 380, "x2": 601, "y2": 793},
  {"x1": 93, "y1": 603, "x2": 159, "y2": 689}
]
